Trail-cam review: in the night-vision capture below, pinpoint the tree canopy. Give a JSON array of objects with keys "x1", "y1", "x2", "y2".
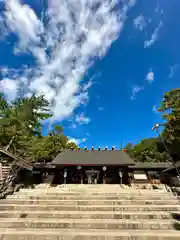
[
  {"x1": 0, "y1": 94, "x2": 77, "y2": 163},
  {"x1": 1, "y1": 88, "x2": 180, "y2": 164},
  {"x1": 160, "y1": 89, "x2": 180, "y2": 158},
  {"x1": 125, "y1": 88, "x2": 180, "y2": 162}
]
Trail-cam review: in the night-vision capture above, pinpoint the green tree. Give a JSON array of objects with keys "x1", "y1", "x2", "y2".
[
  {"x1": 125, "y1": 143, "x2": 134, "y2": 151},
  {"x1": 66, "y1": 141, "x2": 79, "y2": 150},
  {"x1": 159, "y1": 88, "x2": 180, "y2": 159},
  {"x1": 124, "y1": 143, "x2": 134, "y2": 159},
  {"x1": 0, "y1": 94, "x2": 78, "y2": 163},
  {"x1": 27, "y1": 124, "x2": 72, "y2": 162},
  {"x1": 125, "y1": 138, "x2": 170, "y2": 162},
  {"x1": 0, "y1": 94, "x2": 51, "y2": 156}
]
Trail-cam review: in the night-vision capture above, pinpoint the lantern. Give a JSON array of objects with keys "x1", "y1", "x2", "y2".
[
  {"x1": 64, "y1": 169, "x2": 67, "y2": 178},
  {"x1": 102, "y1": 166, "x2": 107, "y2": 171}
]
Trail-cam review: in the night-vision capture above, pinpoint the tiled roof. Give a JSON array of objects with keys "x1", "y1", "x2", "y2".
[{"x1": 51, "y1": 150, "x2": 135, "y2": 166}]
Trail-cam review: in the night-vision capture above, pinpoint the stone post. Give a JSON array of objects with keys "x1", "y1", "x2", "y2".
[
  {"x1": 102, "y1": 166, "x2": 107, "y2": 184},
  {"x1": 64, "y1": 169, "x2": 67, "y2": 184},
  {"x1": 87, "y1": 174, "x2": 92, "y2": 184},
  {"x1": 77, "y1": 166, "x2": 83, "y2": 184},
  {"x1": 81, "y1": 171, "x2": 83, "y2": 184},
  {"x1": 119, "y1": 170, "x2": 123, "y2": 185}
]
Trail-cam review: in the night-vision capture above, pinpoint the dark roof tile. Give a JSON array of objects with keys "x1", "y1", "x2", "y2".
[{"x1": 51, "y1": 150, "x2": 135, "y2": 166}]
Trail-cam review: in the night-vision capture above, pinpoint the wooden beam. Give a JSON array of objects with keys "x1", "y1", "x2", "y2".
[{"x1": 0, "y1": 148, "x2": 34, "y2": 171}]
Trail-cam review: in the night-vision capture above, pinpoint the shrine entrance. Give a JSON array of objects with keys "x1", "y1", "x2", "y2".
[{"x1": 85, "y1": 170, "x2": 100, "y2": 184}]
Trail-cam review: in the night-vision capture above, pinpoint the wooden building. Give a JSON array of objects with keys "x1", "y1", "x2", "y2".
[
  {"x1": 27, "y1": 148, "x2": 134, "y2": 185},
  {"x1": 128, "y1": 162, "x2": 171, "y2": 184},
  {"x1": 1, "y1": 146, "x2": 175, "y2": 186},
  {"x1": 15, "y1": 148, "x2": 173, "y2": 185}
]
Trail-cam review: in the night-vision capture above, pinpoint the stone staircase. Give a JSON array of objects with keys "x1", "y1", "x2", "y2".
[{"x1": 0, "y1": 184, "x2": 180, "y2": 239}]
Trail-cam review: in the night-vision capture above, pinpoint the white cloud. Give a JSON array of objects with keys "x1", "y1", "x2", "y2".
[
  {"x1": 146, "y1": 70, "x2": 154, "y2": 83},
  {"x1": 0, "y1": 0, "x2": 136, "y2": 120},
  {"x1": 0, "y1": 78, "x2": 18, "y2": 101},
  {"x1": 169, "y1": 64, "x2": 178, "y2": 78},
  {"x1": 98, "y1": 107, "x2": 104, "y2": 111},
  {"x1": 155, "y1": 6, "x2": 163, "y2": 15},
  {"x1": 81, "y1": 138, "x2": 87, "y2": 143},
  {"x1": 130, "y1": 85, "x2": 143, "y2": 100},
  {"x1": 82, "y1": 80, "x2": 93, "y2": 92},
  {"x1": 5, "y1": 0, "x2": 45, "y2": 63},
  {"x1": 133, "y1": 14, "x2": 146, "y2": 31},
  {"x1": 0, "y1": 67, "x2": 9, "y2": 76},
  {"x1": 68, "y1": 138, "x2": 80, "y2": 145},
  {"x1": 70, "y1": 123, "x2": 77, "y2": 129},
  {"x1": 68, "y1": 137, "x2": 87, "y2": 145},
  {"x1": 75, "y1": 113, "x2": 90, "y2": 125},
  {"x1": 85, "y1": 132, "x2": 90, "y2": 137},
  {"x1": 144, "y1": 21, "x2": 162, "y2": 48}
]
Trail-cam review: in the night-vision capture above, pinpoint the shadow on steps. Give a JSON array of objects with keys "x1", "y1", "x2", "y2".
[
  {"x1": 172, "y1": 212, "x2": 180, "y2": 230},
  {"x1": 173, "y1": 221, "x2": 180, "y2": 230},
  {"x1": 172, "y1": 213, "x2": 180, "y2": 221}
]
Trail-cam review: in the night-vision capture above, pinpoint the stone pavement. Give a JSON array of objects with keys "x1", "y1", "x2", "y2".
[{"x1": 0, "y1": 184, "x2": 179, "y2": 239}]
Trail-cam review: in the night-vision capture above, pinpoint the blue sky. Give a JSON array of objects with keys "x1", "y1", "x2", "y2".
[{"x1": 0, "y1": 0, "x2": 179, "y2": 148}]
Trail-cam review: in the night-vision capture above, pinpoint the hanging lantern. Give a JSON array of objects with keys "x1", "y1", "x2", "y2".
[
  {"x1": 77, "y1": 166, "x2": 82, "y2": 170},
  {"x1": 102, "y1": 166, "x2": 107, "y2": 171},
  {"x1": 64, "y1": 169, "x2": 67, "y2": 178},
  {"x1": 119, "y1": 171, "x2": 122, "y2": 178}
]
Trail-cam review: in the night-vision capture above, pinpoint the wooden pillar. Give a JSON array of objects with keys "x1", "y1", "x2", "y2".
[
  {"x1": 128, "y1": 171, "x2": 133, "y2": 186},
  {"x1": 102, "y1": 170, "x2": 106, "y2": 184},
  {"x1": 77, "y1": 166, "x2": 83, "y2": 184},
  {"x1": 64, "y1": 169, "x2": 67, "y2": 184},
  {"x1": 147, "y1": 171, "x2": 152, "y2": 184},
  {"x1": 119, "y1": 169, "x2": 123, "y2": 185},
  {"x1": 87, "y1": 173, "x2": 92, "y2": 184}
]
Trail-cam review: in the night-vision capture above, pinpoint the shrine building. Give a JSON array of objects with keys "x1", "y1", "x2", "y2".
[{"x1": 16, "y1": 147, "x2": 172, "y2": 185}]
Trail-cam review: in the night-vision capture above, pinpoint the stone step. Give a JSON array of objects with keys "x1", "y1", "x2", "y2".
[
  {"x1": 28, "y1": 188, "x2": 167, "y2": 193},
  {"x1": 18, "y1": 188, "x2": 172, "y2": 195},
  {"x1": 0, "y1": 218, "x2": 178, "y2": 230},
  {"x1": 34, "y1": 183, "x2": 166, "y2": 190},
  {"x1": 0, "y1": 229, "x2": 180, "y2": 240},
  {"x1": 0, "y1": 204, "x2": 179, "y2": 211},
  {"x1": 0, "y1": 210, "x2": 175, "y2": 220},
  {"x1": 18, "y1": 185, "x2": 169, "y2": 190},
  {"x1": 14, "y1": 190, "x2": 175, "y2": 197},
  {"x1": 34, "y1": 183, "x2": 51, "y2": 188},
  {"x1": 8, "y1": 194, "x2": 178, "y2": 201},
  {"x1": 33, "y1": 184, "x2": 141, "y2": 189},
  {"x1": 21, "y1": 185, "x2": 127, "y2": 188},
  {"x1": 1, "y1": 199, "x2": 179, "y2": 205},
  {"x1": 16, "y1": 193, "x2": 172, "y2": 198}
]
